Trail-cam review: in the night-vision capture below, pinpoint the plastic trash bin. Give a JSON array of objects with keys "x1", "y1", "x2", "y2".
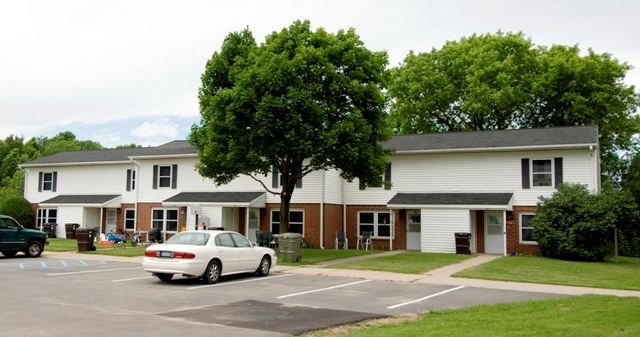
[
  {"x1": 455, "y1": 232, "x2": 472, "y2": 254},
  {"x1": 279, "y1": 233, "x2": 302, "y2": 262},
  {"x1": 65, "y1": 223, "x2": 79, "y2": 239},
  {"x1": 76, "y1": 228, "x2": 96, "y2": 252},
  {"x1": 42, "y1": 223, "x2": 57, "y2": 238}
]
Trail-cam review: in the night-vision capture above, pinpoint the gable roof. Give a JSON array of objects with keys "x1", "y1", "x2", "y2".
[
  {"x1": 383, "y1": 125, "x2": 598, "y2": 153},
  {"x1": 162, "y1": 192, "x2": 266, "y2": 207},
  {"x1": 19, "y1": 125, "x2": 598, "y2": 166},
  {"x1": 387, "y1": 192, "x2": 513, "y2": 210}
]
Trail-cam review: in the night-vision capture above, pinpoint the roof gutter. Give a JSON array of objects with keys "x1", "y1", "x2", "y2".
[{"x1": 389, "y1": 143, "x2": 598, "y2": 155}]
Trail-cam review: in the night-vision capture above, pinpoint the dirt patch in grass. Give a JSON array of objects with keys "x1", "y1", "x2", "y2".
[{"x1": 299, "y1": 313, "x2": 421, "y2": 337}]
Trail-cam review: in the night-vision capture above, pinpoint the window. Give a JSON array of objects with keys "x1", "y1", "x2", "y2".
[
  {"x1": 520, "y1": 213, "x2": 536, "y2": 244},
  {"x1": 271, "y1": 210, "x2": 304, "y2": 235},
  {"x1": 0, "y1": 217, "x2": 19, "y2": 229},
  {"x1": 215, "y1": 233, "x2": 235, "y2": 247},
  {"x1": 272, "y1": 165, "x2": 302, "y2": 188},
  {"x1": 36, "y1": 208, "x2": 57, "y2": 229},
  {"x1": 358, "y1": 211, "x2": 392, "y2": 238},
  {"x1": 230, "y1": 233, "x2": 252, "y2": 247},
  {"x1": 359, "y1": 163, "x2": 391, "y2": 190},
  {"x1": 151, "y1": 208, "x2": 179, "y2": 232},
  {"x1": 522, "y1": 158, "x2": 563, "y2": 189},
  {"x1": 38, "y1": 171, "x2": 57, "y2": 192},
  {"x1": 153, "y1": 165, "x2": 177, "y2": 189},
  {"x1": 126, "y1": 169, "x2": 136, "y2": 191},
  {"x1": 532, "y1": 160, "x2": 552, "y2": 187},
  {"x1": 125, "y1": 209, "x2": 135, "y2": 230}
]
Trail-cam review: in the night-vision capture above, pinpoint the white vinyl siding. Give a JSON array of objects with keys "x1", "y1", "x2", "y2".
[
  {"x1": 54, "y1": 206, "x2": 83, "y2": 238},
  {"x1": 345, "y1": 148, "x2": 596, "y2": 206},
  {"x1": 422, "y1": 209, "x2": 470, "y2": 253}
]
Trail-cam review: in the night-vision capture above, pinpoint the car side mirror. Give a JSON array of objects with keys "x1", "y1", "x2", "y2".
[{"x1": 251, "y1": 242, "x2": 257, "y2": 247}]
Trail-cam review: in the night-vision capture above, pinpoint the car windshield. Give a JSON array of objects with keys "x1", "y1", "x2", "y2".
[{"x1": 164, "y1": 232, "x2": 210, "y2": 245}]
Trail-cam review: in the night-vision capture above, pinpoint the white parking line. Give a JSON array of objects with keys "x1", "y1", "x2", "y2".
[
  {"x1": 387, "y1": 286, "x2": 465, "y2": 309},
  {"x1": 112, "y1": 276, "x2": 155, "y2": 282},
  {"x1": 47, "y1": 267, "x2": 142, "y2": 276},
  {"x1": 277, "y1": 279, "x2": 372, "y2": 299},
  {"x1": 187, "y1": 274, "x2": 293, "y2": 290}
]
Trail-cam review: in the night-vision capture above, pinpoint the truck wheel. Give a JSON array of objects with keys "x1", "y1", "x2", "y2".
[
  {"x1": 26, "y1": 242, "x2": 43, "y2": 257},
  {"x1": 1, "y1": 251, "x2": 17, "y2": 257}
]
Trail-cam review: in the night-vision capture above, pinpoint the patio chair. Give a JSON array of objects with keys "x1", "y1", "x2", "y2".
[
  {"x1": 357, "y1": 231, "x2": 372, "y2": 251},
  {"x1": 265, "y1": 231, "x2": 274, "y2": 248},
  {"x1": 255, "y1": 230, "x2": 265, "y2": 246},
  {"x1": 335, "y1": 231, "x2": 348, "y2": 250}
]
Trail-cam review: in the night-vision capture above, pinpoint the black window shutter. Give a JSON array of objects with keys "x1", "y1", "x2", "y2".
[
  {"x1": 272, "y1": 165, "x2": 278, "y2": 188},
  {"x1": 296, "y1": 165, "x2": 302, "y2": 188},
  {"x1": 384, "y1": 163, "x2": 392, "y2": 190},
  {"x1": 153, "y1": 165, "x2": 158, "y2": 189},
  {"x1": 38, "y1": 172, "x2": 43, "y2": 192},
  {"x1": 171, "y1": 164, "x2": 178, "y2": 189},
  {"x1": 52, "y1": 171, "x2": 57, "y2": 192},
  {"x1": 359, "y1": 179, "x2": 366, "y2": 190},
  {"x1": 521, "y1": 158, "x2": 530, "y2": 189},
  {"x1": 126, "y1": 169, "x2": 132, "y2": 191},
  {"x1": 554, "y1": 158, "x2": 563, "y2": 188}
]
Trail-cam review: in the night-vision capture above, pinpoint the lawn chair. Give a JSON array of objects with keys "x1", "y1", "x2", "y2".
[
  {"x1": 335, "y1": 231, "x2": 348, "y2": 250},
  {"x1": 265, "y1": 231, "x2": 274, "y2": 248},
  {"x1": 357, "y1": 231, "x2": 372, "y2": 251},
  {"x1": 255, "y1": 230, "x2": 266, "y2": 246}
]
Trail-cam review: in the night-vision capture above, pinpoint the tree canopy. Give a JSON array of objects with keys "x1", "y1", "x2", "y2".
[
  {"x1": 388, "y1": 31, "x2": 640, "y2": 179},
  {"x1": 189, "y1": 20, "x2": 391, "y2": 233}
]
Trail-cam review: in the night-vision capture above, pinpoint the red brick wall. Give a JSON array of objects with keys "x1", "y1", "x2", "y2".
[
  {"x1": 135, "y1": 203, "x2": 187, "y2": 239},
  {"x1": 508, "y1": 206, "x2": 539, "y2": 255},
  {"x1": 322, "y1": 204, "x2": 344, "y2": 249},
  {"x1": 475, "y1": 210, "x2": 485, "y2": 253},
  {"x1": 346, "y1": 205, "x2": 404, "y2": 250}
]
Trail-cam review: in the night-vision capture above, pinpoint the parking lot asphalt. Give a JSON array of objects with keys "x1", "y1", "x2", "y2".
[{"x1": 0, "y1": 251, "x2": 570, "y2": 336}]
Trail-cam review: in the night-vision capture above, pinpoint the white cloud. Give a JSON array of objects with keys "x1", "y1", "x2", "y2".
[{"x1": 129, "y1": 117, "x2": 180, "y2": 146}]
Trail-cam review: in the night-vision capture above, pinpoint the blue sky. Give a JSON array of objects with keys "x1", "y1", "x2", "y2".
[{"x1": 2, "y1": 0, "x2": 639, "y2": 148}]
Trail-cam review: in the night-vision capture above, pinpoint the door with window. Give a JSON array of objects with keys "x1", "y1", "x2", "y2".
[
  {"x1": 248, "y1": 209, "x2": 259, "y2": 243},
  {"x1": 484, "y1": 211, "x2": 504, "y2": 254},
  {"x1": 106, "y1": 209, "x2": 117, "y2": 234},
  {"x1": 406, "y1": 210, "x2": 421, "y2": 251}
]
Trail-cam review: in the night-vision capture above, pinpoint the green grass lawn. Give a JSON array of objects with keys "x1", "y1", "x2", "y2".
[
  {"x1": 306, "y1": 295, "x2": 640, "y2": 337},
  {"x1": 46, "y1": 238, "x2": 146, "y2": 257},
  {"x1": 277, "y1": 248, "x2": 384, "y2": 266},
  {"x1": 329, "y1": 252, "x2": 475, "y2": 274},
  {"x1": 453, "y1": 255, "x2": 640, "y2": 291},
  {"x1": 46, "y1": 238, "x2": 81, "y2": 252}
]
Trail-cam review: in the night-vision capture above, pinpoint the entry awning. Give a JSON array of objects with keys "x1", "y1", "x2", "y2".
[
  {"x1": 39, "y1": 195, "x2": 121, "y2": 208},
  {"x1": 162, "y1": 191, "x2": 266, "y2": 208},
  {"x1": 387, "y1": 193, "x2": 513, "y2": 210}
]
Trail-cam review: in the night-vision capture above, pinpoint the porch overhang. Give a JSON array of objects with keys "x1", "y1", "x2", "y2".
[
  {"x1": 162, "y1": 191, "x2": 266, "y2": 208},
  {"x1": 39, "y1": 194, "x2": 122, "y2": 208},
  {"x1": 386, "y1": 192, "x2": 513, "y2": 210}
]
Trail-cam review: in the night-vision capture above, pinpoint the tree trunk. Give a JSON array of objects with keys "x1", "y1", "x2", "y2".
[{"x1": 278, "y1": 162, "x2": 299, "y2": 234}]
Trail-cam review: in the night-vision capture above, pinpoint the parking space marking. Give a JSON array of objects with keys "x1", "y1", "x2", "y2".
[
  {"x1": 387, "y1": 285, "x2": 465, "y2": 309},
  {"x1": 60, "y1": 261, "x2": 68, "y2": 267},
  {"x1": 19, "y1": 263, "x2": 24, "y2": 269},
  {"x1": 112, "y1": 276, "x2": 155, "y2": 282},
  {"x1": 277, "y1": 279, "x2": 372, "y2": 299},
  {"x1": 78, "y1": 260, "x2": 87, "y2": 265},
  {"x1": 40, "y1": 262, "x2": 47, "y2": 268},
  {"x1": 47, "y1": 266, "x2": 141, "y2": 276},
  {"x1": 187, "y1": 274, "x2": 294, "y2": 290}
]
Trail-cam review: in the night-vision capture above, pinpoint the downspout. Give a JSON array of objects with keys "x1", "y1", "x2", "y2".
[
  {"x1": 342, "y1": 175, "x2": 346, "y2": 233},
  {"x1": 131, "y1": 159, "x2": 140, "y2": 231},
  {"x1": 319, "y1": 170, "x2": 325, "y2": 249},
  {"x1": 503, "y1": 209, "x2": 507, "y2": 256}
]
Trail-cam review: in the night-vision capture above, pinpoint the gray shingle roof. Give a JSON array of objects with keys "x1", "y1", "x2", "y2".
[
  {"x1": 383, "y1": 125, "x2": 598, "y2": 152},
  {"x1": 163, "y1": 192, "x2": 265, "y2": 203},
  {"x1": 20, "y1": 125, "x2": 598, "y2": 166},
  {"x1": 387, "y1": 193, "x2": 513, "y2": 206},
  {"x1": 40, "y1": 195, "x2": 121, "y2": 204}
]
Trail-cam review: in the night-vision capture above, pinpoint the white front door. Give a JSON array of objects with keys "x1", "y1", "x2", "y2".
[
  {"x1": 106, "y1": 209, "x2": 117, "y2": 234},
  {"x1": 248, "y1": 209, "x2": 259, "y2": 243},
  {"x1": 406, "y1": 210, "x2": 421, "y2": 251},
  {"x1": 485, "y1": 211, "x2": 504, "y2": 254}
]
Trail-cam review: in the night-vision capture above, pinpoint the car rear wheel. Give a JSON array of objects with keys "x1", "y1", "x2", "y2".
[
  {"x1": 203, "y1": 260, "x2": 221, "y2": 284},
  {"x1": 1, "y1": 251, "x2": 17, "y2": 258},
  {"x1": 257, "y1": 255, "x2": 271, "y2": 276},
  {"x1": 25, "y1": 242, "x2": 43, "y2": 257},
  {"x1": 156, "y1": 273, "x2": 173, "y2": 282}
]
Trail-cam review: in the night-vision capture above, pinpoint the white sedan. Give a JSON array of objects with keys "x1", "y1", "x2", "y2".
[{"x1": 142, "y1": 230, "x2": 277, "y2": 284}]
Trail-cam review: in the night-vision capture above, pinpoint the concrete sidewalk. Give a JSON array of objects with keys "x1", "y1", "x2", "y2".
[{"x1": 275, "y1": 252, "x2": 640, "y2": 298}]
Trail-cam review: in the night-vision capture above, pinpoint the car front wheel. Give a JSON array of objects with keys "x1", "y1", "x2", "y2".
[
  {"x1": 25, "y1": 242, "x2": 43, "y2": 257},
  {"x1": 257, "y1": 255, "x2": 271, "y2": 276},
  {"x1": 203, "y1": 260, "x2": 221, "y2": 284}
]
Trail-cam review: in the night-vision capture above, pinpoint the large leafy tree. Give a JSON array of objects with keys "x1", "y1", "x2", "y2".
[
  {"x1": 389, "y1": 31, "x2": 640, "y2": 179},
  {"x1": 190, "y1": 20, "x2": 391, "y2": 233}
]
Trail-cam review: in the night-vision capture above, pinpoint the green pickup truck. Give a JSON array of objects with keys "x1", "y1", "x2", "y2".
[{"x1": 0, "y1": 215, "x2": 48, "y2": 257}]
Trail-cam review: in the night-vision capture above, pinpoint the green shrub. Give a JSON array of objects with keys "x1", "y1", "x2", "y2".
[
  {"x1": 0, "y1": 196, "x2": 35, "y2": 228},
  {"x1": 532, "y1": 183, "x2": 639, "y2": 262}
]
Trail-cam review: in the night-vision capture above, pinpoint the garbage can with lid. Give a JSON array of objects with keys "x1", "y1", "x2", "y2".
[
  {"x1": 65, "y1": 223, "x2": 80, "y2": 239},
  {"x1": 42, "y1": 223, "x2": 58, "y2": 238},
  {"x1": 454, "y1": 232, "x2": 472, "y2": 254},
  {"x1": 278, "y1": 233, "x2": 302, "y2": 262},
  {"x1": 76, "y1": 228, "x2": 96, "y2": 252}
]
